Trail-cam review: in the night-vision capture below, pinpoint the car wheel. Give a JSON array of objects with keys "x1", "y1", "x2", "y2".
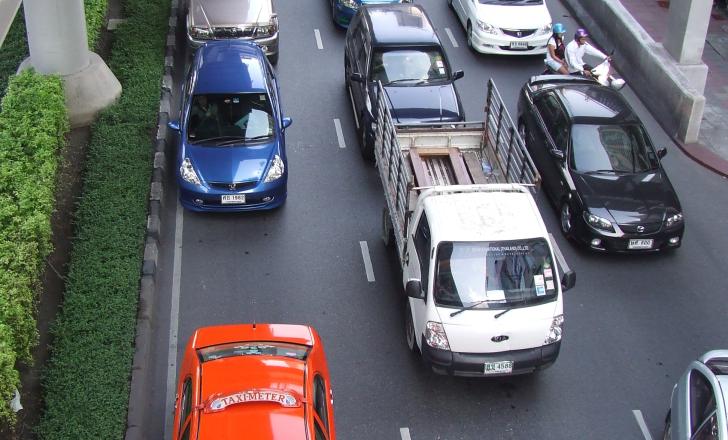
[
  {"x1": 518, "y1": 122, "x2": 526, "y2": 140},
  {"x1": 360, "y1": 123, "x2": 374, "y2": 161},
  {"x1": 560, "y1": 200, "x2": 573, "y2": 237},
  {"x1": 382, "y1": 207, "x2": 394, "y2": 247},
  {"x1": 662, "y1": 411, "x2": 671, "y2": 440},
  {"x1": 467, "y1": 22, "x2": 474, "y2": 51},
  {"x1": 405, "y1": 301, "x2": 419, "y2": 353}
]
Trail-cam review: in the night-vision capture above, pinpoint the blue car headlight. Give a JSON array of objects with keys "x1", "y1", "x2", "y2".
[
  {"x1": 664, "y1": 212, "x2": 683, "y2": 228},
  {"x1": 584, "y1": 212, "x2": 615, "y2": 232},
  {"x1": 180, "y1": 158, "x2": 202, "y2": 186},
  {"x1": 264, "y1": 155, "x2": 285, "y2": 183}
]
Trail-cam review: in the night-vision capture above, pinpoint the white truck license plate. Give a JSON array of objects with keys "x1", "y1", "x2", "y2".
[
  {"x1": 221, "y1": 194, "x2": 246, "y2": 204},
  {"x1": 484, "y1": 360, "x2": 513, "y2": 375},
  {"x1": 628, "y1": 239, "x2": 653, "y2": 250},
  {"x1": 510, "y1": 41, "x2": 528, "y2": 49}
]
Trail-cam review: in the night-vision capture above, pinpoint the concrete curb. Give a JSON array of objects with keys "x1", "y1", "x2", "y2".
[
  {"x1": 125, "y1": 2, "x2": 177, "y2": 439},
  {"x1": 674, "y1": 141, "x2": 728, "y2": 179}
]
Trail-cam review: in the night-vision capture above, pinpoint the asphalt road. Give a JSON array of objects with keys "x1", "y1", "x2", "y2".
[{"x1": 147, "y1": 1, "x2": 728, "y2": 439}]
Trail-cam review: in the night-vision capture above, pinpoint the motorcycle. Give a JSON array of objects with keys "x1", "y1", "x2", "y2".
[{"x1": 542, "y1": 52, "x2": 626, "y2": 91}]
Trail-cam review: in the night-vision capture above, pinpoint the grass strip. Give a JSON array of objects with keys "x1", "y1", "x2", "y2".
[{"x1": 36, "y1": 0, "x2": 168, "y2": 437}]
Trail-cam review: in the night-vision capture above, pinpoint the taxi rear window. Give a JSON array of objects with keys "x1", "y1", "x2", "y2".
[{"x1": 198, "y1": 341, "x2": 310, "y2": 362}]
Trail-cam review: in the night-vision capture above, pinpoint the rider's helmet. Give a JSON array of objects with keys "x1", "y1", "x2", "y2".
[
  {"x1": 574, "y1": 28, "x2": 589, "y2": 40},
  {"x1": 553, "y1": 23, "x2": 565, "y2": 36}
]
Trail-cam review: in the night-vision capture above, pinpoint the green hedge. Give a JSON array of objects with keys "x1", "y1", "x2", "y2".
[
  {"x1": 0, "y1": 70, "x2": 68, "y2": 426},
  {"x1": 0, "y1": 0, "x2": 110, "y2": 428},
  {"x1": 36, "y1": 0, "x2": 168, "y2": 436}
]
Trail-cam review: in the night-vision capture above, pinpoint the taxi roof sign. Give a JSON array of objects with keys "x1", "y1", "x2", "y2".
[{"x1": 205, "y1": 389, "x2": 301, "y2": 413}]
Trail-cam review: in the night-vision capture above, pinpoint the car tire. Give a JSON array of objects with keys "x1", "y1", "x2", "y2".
[
  {"x1": 382, "y1": 207, "x2": 395, "y2": 247},
  {"x1": 405, "y1": 301, "x2": 419, "y2": 354},
  {"x1": 662, "y1": 411, "x2": 671, "y2": 440},
  {"x1": 467, "y1": 22, "x2": 474, "y2": 51},
  {"x1": 360, "y1": 123, "x2": 375, "y2": 162},
  {"x1": 560, "y1": 200, "x2": 573, "y2": 237}
]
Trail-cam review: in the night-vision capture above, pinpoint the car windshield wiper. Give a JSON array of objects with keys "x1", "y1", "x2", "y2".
[
  {"x1": 450, "y1": 299, "x2": 491, "y2": 317},
  {"x1": 191, "y1": 135, "x2": 246, "y2": 144},
  {"x1": 585, "y1": 169, "x2": 630, "y2": 175}
]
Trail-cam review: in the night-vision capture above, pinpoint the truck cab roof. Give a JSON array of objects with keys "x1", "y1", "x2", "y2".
[{"x1": 421, "y1": 185, "x2": 548, "y2": 243}]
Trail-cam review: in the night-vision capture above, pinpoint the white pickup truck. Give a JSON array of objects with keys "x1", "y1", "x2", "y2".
[{"x1": 373, "y1": 79, "x2": 576, "y2": 377}]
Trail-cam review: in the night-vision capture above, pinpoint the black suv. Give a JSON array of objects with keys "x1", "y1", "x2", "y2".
[
  {"x1": 517, "y1": 75, "x2": 684, "y2": 252},
  {"x1": 344, "y1": 4, "x2": 465, "y2": 160}
]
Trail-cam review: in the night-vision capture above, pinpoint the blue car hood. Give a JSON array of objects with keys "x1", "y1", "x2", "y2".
[
  {"x1": 384, "y1": 84, "x2": 463, "y2": 124},
  {"x1": 186, "y1": 141, "x2": 276, "y2": 184}
]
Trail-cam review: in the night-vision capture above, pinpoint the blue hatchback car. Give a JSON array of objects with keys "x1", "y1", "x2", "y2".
[
  {"x1": 330, "y1": 0, "x2": 411, "y2": 28},
  {"x1": 169, "y1": 40, "x2": 291, "y2": 212}
]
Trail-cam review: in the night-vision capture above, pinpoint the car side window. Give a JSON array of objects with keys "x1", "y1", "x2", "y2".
[
  {"x1": 178, "y1": 378, "x2": 193, "y2": 439},
  {"x1": 689, "y1": 370, "x2": 717, "y2": 435},
  {"x1": 413, "y1": 213, "x2": 431, "y2": 294},
  {"x1": 313, "y1": 375, "x2": 329, "y2": 432},
  {"x1": 355, "y1": 32, "x2": 368, "y2": 77},
  {"x1": 536, "y1": 94, "x2": 568, "y2": 152}
]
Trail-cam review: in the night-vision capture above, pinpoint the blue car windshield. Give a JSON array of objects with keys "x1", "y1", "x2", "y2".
[{"x1": 187, "y1": 93, "x2": 274, "y2": 144}]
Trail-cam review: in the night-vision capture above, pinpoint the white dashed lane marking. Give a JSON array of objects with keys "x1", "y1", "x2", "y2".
[
  {"x1": 334, "y1": 118, "x2": 346, "y2": 148},
  {"x1": 359, "y1": 241, "x2": 375, "y2": 282},
  {"x1": 314, "y1": 29, "x2": 323, "y2": 50},
  {"x1": 400, "y1": 427, "x2": 412, "y2": 440},
  {"x1": 633, "y1": 409, "x2": 654, "y2": 440},
  {"x1": 444, "y1": 27, "x2": 459, "y2": 48}
]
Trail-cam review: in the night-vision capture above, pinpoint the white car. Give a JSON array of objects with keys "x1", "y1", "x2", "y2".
[{"x1": 448, "y1": 0, "x2": 552, "y2": 55}]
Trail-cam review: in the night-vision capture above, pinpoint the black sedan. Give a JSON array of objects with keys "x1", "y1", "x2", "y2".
[{"x1": 517, "y1": 75, "x2": 684, "y2": 252}]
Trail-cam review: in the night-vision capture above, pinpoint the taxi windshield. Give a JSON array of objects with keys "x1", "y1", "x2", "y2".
[
  {"x1": 434, "y1": 239, "x2": 557, "y2": 309},
  {"x1": 198, "y1": 341, "x2": 310, "y2": 362}
]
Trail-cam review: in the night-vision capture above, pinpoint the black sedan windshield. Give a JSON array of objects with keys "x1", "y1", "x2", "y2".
[
  {"x1": 187, "y1": 93, "x2": 274, "y2": 144},
  {"x1": 434, "y1": 239, "x2": 557, "y2": 309},
  {"x1": 371, "y1": 47, "x2": 450, "y2": 85},
  {"x1": 570, "y1": 123, "x2": 659, "y2": 173}
]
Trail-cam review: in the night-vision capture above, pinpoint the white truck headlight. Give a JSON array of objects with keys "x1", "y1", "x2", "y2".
[
  {"x1": 544, "y1": 314, "x2": 564, "y2": 344},
  {"x1": 584, "y1": 212, "x2": 615, "y2": 232},
  {"x1": 180, "y1": 158, "x2": 202, "y2": 185},
  {"x1": 264, "y1": 155, "x2": 285, "y2": 183},
  {"x1": 425, "y1": 321, "x2": 450, "y2": 350}
]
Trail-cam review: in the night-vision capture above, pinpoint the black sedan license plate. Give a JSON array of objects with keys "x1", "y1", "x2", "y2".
[
  {"x1": 628, "y1": 239, "x2": 653, "y2": 250},
  {"x1": 484, "y1": 360, "x2": 513, "y2": 375}
]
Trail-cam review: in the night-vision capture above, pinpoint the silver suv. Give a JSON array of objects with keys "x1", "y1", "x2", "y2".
[
  {"x1": 664, "y1": 350, "x2": 728, "y2": 440},
  {"x1": 186, "y1": 0, "x2": 279, "y2": 64}
]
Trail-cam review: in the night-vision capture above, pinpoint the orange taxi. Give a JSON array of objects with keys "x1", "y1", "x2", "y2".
[{"x1": 172, "y1": 323, "x2": 336, "y2": 439}]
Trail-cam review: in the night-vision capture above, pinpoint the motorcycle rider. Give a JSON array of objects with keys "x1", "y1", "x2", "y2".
[
  {"x1": 544, "y1": 23, "x2": 569, "y2": 74},
  {"x1": 565, "y1": 28, "x2": 609, "y2": 77}
]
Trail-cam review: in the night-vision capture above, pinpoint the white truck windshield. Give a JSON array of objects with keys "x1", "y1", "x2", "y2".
[{"x1": 434, "y1": 238, "x2": 556, "y2": 309}]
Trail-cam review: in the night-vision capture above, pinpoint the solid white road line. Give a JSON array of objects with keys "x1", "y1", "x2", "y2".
[
  {"x1": 359, "y1": 241, "x2": 375, "y2": 282},
  {"x1": 400, "y1": 427, "x2": 412, "y2": 440},
  {"x1": 314, "y1": 29, "x2": 323, "y2": 50},
  {"x1": 334, "y1": 118, "x2": 346, "y2": 148},
  {"x1": 445, "y1": 27, "x2": 459, "y2": 48},
  {"x1": 633, "y1": 409, "x2": 654, "y2": 440},
  {"x1": 164, "y1": 196, "x2": 185, "y2": 439}
]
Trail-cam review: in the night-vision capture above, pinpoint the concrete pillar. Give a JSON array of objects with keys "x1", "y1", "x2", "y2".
[
  {"x1": 665, "y1": 0, "x2": 713, "y2": 64},
  {"x1": 18, "y1": 0, "x2": 121, "y2": 127}
]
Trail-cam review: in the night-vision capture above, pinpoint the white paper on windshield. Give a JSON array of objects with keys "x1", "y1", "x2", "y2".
[
  {"x1": 544, "y1": 268, "x2": 553, "y2": 279},
  {"x1": 436, "y1": 60, "x2": 444, "y2": 68},
  {"x1": 534, "y1": 275, "x2": 546, "y2": 296},
  {"x1": 546, "y1": 280, "x2": 555, "y2": 290},
  {"x1": 438, "y1": 68, "x2": 446, "y2": 75},
  {"x1": 486, "y1": 289, "x2": 506, "y2": 302}
]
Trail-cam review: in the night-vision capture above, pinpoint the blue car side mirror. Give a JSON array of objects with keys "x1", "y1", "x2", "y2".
[
  {"x1": 168, "y1": 120, "x2": 180, "y2": 131},
  {"x1": 282, "y1": 117, "x2": 293, "y2": 129}
]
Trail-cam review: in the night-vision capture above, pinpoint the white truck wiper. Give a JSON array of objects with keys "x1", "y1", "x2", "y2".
[{"x1": 449, "y1": 299, "x2": 491, "y2": 317}]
